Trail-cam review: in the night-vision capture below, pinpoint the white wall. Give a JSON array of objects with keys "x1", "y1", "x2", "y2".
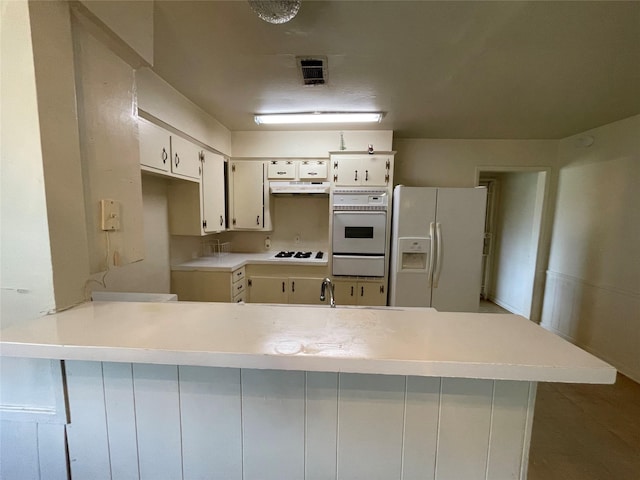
[
  {"x1": 79, "y1": 0, "x2": 154, "y2": 65},
  {"x1": 393, "y1": 138, "x2": 558, "y2": 187},
  {"x1": 90, "y1": 175, "x2": 171, "y2": 294},
  {"x1": 489, "y1": 172, "x2": 542, "y2": 317},
  {"x1": 137, "y1": 67, "x2": 232, "y2": 155},
  {"x1": 541, "y1": 115, "x2": 640, "y2": 382},
  {"x1": 232, "y1": 130, "x2": 393, "y2": 158},
  {"x1": 0, "y1": 2, "x2": 67, "y2": 477}
]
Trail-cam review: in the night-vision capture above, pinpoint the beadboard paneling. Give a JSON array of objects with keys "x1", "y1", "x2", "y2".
[
  {"x1": 541, "y1": 270, "x2": 640, "y2": 383},
  {"x1": 241, "y1": 369, "x2": 306, "y2": 480},
  {"x1": 66, "y1": 360, "x2": 112, "y2": 479},
  {"x1": 132, "y1": 364, "x2": 182, "y2": 479},
  {"x1": 64, "y1": 362, "x2": 537, "y2": 480},
  {"x1": 179, "y1": 366, "x2": 242, "y2": 480}
]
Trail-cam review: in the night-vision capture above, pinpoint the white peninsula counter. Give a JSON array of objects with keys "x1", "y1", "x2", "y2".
[{"x1": 1, "y1": 301, "x2": 615, "y2": 480}]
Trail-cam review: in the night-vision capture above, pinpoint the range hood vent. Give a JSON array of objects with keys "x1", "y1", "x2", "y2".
[
  {"x1": 270, "y1": 181, "x2": 330, "y2": 195},
  {"x1": 297, "y1": 56, "x2": 327, "y2": 86}
]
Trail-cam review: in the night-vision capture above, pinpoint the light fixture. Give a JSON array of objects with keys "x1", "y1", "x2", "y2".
[
  {"x1": 248, "y1": 0, "x2": 301, "y2": 24},
  {"x1": 254, "y1": 112, "x2": 383, "y2": 125}
]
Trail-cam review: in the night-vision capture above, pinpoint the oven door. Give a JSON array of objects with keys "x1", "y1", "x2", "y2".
[{"x1": 332, "y1": 211, "x2": 387, "y2": 255}]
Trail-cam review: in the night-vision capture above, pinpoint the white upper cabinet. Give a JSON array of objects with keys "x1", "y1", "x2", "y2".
[
  {"x1": 299, "y1": 160, "x2": 327, "y2": 180},
  {"x1": 229, "y1": 161, "x2": 271, "y2": 230},
  {"x1": 139, "y1": 118, "x2": 170, "y2": 173},
  {"x1": 201, "y1": 151, "x2": 226, "y2": 233},
  {"x1": 332, "y1": 154, "x2": 392, "y2": 187},
  {"x1": 139, "y1": 118, "x2": 201, "y2": 181},
  {"x1": 170, "y1": 135, "x2": 202, "y2": 180},
  {"x1": 267, "y1": 160, "x2": 296, "y2": 180}
]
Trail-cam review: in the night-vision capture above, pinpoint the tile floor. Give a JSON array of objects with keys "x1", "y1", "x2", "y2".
[{"x1": 528, "y1": 374, "x2": 640, "y2": 479}]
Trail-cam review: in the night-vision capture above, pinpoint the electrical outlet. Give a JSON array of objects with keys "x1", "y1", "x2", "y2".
[
  {"x1": 100, "y1": 199, "x2": 120, "y2": 231},
  {"x1": 265, "y1": 236, "x2": 271, "y2": 249}
]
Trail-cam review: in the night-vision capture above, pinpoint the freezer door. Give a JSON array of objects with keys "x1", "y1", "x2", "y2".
[
  {"x1": 388, "y1": 186, "x2": 437, "y2": 307},
  {"x1": 431, "y1": 188, "x2": 487, "y2": 312}
]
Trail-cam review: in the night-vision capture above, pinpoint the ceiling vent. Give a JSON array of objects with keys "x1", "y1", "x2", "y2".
[{"x1": 297, "y1": 56, "x2": 327, "y2": 86}]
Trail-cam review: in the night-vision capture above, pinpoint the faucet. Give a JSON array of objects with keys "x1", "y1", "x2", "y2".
[{"x1": 320, "y1": 277, "x2": 336, "y2": 308}]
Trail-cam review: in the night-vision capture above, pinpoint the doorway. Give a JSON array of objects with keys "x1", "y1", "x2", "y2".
[{"x1": 477, "y1": 167, "x2": 549, "y2": 321}]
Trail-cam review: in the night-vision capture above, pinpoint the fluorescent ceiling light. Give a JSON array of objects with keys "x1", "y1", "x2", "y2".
[{"x1": 254, "y1": 112, "x2": 383, "y2": 125}]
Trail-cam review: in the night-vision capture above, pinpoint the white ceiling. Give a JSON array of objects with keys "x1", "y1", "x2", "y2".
[{"x1": 151, "y1": 1, "x2": 640, "y2": 139}]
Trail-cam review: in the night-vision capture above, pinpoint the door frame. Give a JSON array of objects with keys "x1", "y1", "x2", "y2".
[{"x1": 475, "y1": 166, "x2": 551, "y2": 322}]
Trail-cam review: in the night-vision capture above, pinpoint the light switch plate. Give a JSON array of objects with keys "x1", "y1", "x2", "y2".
[{"x1": 100, "y1": 199, "x2": 121, "y2": 231}]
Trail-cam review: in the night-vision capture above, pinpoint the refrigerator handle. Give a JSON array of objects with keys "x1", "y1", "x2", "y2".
[
  {"x1": 434, "y1": 222, "x2": 443, "y2": 288},
  {"x1": 427, "y1": 222, "x2": 435, "y2": 287}
]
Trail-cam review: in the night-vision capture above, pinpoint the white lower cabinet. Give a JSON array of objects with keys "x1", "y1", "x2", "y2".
[
  {"x1": 334, "y1": 280, "x2": 387, "y2": 306},
  {"x1": 171, "y1": 267, "x2": 246, "y2": 302},
  {"x1": 248, "y1": 276, "x2": 327, "y2": 305}
]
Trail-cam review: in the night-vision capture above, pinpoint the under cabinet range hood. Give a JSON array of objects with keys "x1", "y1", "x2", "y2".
[{"x1": 269, "y1": 181, "x2": 330, "y2": 195}]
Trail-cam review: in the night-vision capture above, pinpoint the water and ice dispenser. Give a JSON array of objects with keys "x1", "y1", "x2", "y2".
[{"x1": 396, "y1": 237, "x2": 430, "y2": 272}]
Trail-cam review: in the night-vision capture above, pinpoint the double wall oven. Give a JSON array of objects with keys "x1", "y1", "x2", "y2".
[{"x1": 332, "y1": 190, "x2": 388, "y2": 277}]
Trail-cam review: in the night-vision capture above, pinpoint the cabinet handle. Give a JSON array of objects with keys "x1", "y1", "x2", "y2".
[
  {"x1": 220, "y1": 215, "x2": 224, "y2": 226},
  {"x1": 161, "y1": 148, "x2": 168, "y2": 164},
  {"x1": 282, "y1": 282, "x2": 285, "y2": 293},
  {"x1": 237, "y1": 284, "x2": 243, "y2": 291},
  {"x1": 350, "y1": 286, "x2": 354, "y2": 297},
  {"x1": 354, "y1": 170, "x2": 358, "y2": 181},
  {"x1": 174, "y1": 153, "x2": 180, "y2": 167},
  {"x1": 334, "y1": 161, "x2": 338, "y2": 168},
  {"x1": 256, "y1": 215, "x2": 260, "y2": 226},
  {"x1": 360, "y1": 286, "x2": 364, "y2": 297},
  {"x1": 365, "y1": 170, "x2": 369, "y2": 181},
  {"x1": 380, "y1": 285, "x2": 384, "y2": 294},
  {"x1": 292, "y1": 281, "x2": 295, "y2": 293}
]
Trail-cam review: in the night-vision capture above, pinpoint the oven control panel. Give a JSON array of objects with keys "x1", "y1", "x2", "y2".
[{"x1": 332, "y1": 191, "x2": 388, "y2": 210}]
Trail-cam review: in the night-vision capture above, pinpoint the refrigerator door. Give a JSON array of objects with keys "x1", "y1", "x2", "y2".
[
  {"x1": 389, "y1": 186, "x2": 437, "y2": 307},
  {"x1": 430, "y1": 188, "x2": 487, "y2": 312}
]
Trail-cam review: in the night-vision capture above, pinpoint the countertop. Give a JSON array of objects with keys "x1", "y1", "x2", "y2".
[
  {"x1": 172, "y1": 252, "x2": 328, "y2": 272},
  {"x1": 0, "y1": 301, "x2": 615, "y2": 384}
]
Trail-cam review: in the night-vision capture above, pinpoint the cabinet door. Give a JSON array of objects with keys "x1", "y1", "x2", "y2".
[
  {"x1": 267, "y1": 160, "x2": 296, "y2": 179},
  {"x1": 201, "y1": 151, "x2": 226, "y2": 233},
  {"x1": 170, "y1": 135, "x2": 202, "y2": 180},
  {"x1": 359, "y1": 282, "x2": 387, "y2": 306},
  {"x1": 362, "y1": 155, "x2": 390, "y2": 186},
  {"x1": 171, "y1": 271, "x2": 232, "y2": 302},
  {"x1": 333, "y1": 157, "x2": 362, "y2": 186},
  {"x1": 333, "y1": 281, "x2": 358, "y2": 306},
  {"x1": 299, "y1": 161, "x2": 327, "y2": 180},
  {"x1": 289, "y1": 277, "x2": 327, "y2": 305},
  {"x1": 230, "y1": 162, "x2": 264, "y2": 229},
  {"x1": 248, "y1": 276, "x2": 288, "y2": 304},
  {"x1": 139, "y1": 118, "x2": 170, "y2": 172}
]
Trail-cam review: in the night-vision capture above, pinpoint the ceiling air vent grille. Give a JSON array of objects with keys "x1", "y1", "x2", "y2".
[{"x1": 297, "y1": 56, "x2": 327, "y2": 86}]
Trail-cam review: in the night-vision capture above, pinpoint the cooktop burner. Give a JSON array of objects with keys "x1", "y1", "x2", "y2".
[
  {"x1": 274, "y1": 251, "x2": 296, "y2": 258},
  {"x1": 273, "y1": 251, "x2": 324, "y2": 260}
]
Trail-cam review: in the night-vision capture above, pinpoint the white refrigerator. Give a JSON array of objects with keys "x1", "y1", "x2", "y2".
[{"x1": 389, "y1": 186, "x2": 487, "y2": 311}]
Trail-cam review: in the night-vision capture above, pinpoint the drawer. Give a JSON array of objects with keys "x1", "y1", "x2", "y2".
[
  {"x1": 299, "y1": 160, "x2": 327, "y2": 180},
  {"x1": 233, "y1": 290, "x2": 246, "y2": 303},
  {"x1": 232, "y1": 267, "x2": 245, "y2": 284},
  {"x1": 232, "y1": 280, "x2": 246, "y2": 297}
]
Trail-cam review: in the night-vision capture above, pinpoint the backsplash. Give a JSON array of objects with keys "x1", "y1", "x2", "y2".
[{"x1": 170, "y1": 195, "x2": 331, "y2": 262}]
